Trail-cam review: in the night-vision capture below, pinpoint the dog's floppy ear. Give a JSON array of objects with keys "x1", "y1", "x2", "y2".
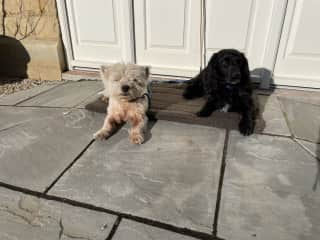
[{"x1": 240, "y1": 53, "x2": 252, "y2": 91}]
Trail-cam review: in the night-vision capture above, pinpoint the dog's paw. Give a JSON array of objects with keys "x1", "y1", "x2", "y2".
[
  {"x1": 239, "y1": 119, "x2": 254, "y2": 136},
  {"x1": 196, "y1": 110, "x2": 211, "y2": 117},
  {"x1": 93, "y1": 129, "x2": 110, "y2": 140},
  {"x1": 129, "y1": 133, "x2": 144, "y2": 145}
]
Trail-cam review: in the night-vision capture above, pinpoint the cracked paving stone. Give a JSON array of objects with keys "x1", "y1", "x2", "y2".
[
  {"x1": 218, "y1": 131, "x2": 320, "y2": 240},
  {"x1": 113, "y1": 219, "x2": 198, "y2": 240},
  {"x1": 50, "y1": 120, "x2": 226, "y2": 233},
  {"x1": 0, "y1": 187, "x2": 116, "y2": 240},
  {"x1": 0, "y1": 107, "x2": 104, "y2": 191},
  {"x1": 18, "y1": 81, "x2": 103, "y2": 108},
  {"x1": 0, "y1": 83, "x2": 61, "y2": 106}
]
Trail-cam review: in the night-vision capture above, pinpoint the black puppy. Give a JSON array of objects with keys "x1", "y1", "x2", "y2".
[{"x1": 183, "y1": 49, "x2": 256, "y2": 135}]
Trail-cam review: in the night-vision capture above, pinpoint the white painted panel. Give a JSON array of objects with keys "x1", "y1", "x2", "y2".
[
  {"x1": 66, "y1": 0, "x2": 133, "y2": 67},
  {"x1": 205, "y1": 0, "x2": 287, "y2": 87},
  {"x1": 134, "y1": 0, "x2": 201, "y2": 77},
  {"x1": 274, "y1": 0, "x2": 320, "y2": 88},
  {"x1": 206, "y1": 0, "x2": 253, "y2": 50},
  {"x1": 73, "y1": 0, "x2": 116, "y2": 44},
  {"x1": 147, "y1": 0, "x2": 186, "y2": 48}
]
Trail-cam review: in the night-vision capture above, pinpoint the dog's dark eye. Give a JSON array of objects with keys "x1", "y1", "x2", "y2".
[{"x1": 133, "y1": 78, "x2": 138, "y2": 82}]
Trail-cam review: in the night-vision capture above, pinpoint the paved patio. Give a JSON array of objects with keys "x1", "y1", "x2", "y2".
[{"x1": 0, "y1": 80, "x2": 319, "y2": 240}]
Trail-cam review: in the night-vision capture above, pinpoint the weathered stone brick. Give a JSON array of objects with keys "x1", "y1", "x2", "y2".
[
  {"x1": 33, "y1": 15, "x2": 60, "y2": 40},
  {"x1": 22, "y1": 0, "x2": 41, "y2": 15},
  {"x1": 40, "y1": 0, "x2": 57, "y2": 15},
  {"x1": 4, "y1": 0, "x2": 21, "y2": 15},
  {"x1": 4, "y1": 15, "x2": 37, "y2": 39},
  {"x1": 4, "y1": 14, "x2": 60, "y2": 40}
]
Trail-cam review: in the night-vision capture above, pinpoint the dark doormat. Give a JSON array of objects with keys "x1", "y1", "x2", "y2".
[{"x1": 85, "y1": 81, "x2": 264, "y2": 132}]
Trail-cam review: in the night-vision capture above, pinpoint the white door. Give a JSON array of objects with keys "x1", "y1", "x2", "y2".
[
  {"x1": 205, "y1": 0, "x2": 287, "y2": 87},
  {"x1": 65, "y1": 0, "x2": 134, "y2": 68},
  {"x1": 274, "y1": 0, "x2": 320, "y2": 88},
  {"x1": 133, "y1": 0, "x2": 202, "y2": 77}
]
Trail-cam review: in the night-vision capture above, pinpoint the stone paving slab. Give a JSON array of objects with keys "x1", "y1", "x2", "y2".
[
  {"x1": 279, "y1": 97, "x2": 320, "y2": 143},
  {"x1": 113, "y1": 219, "x2": 198, "y2": 240},
  {"x1": 257, "y1": 95, "x2": 290, "y2": 136},
  {"x1": 50, "y1": 121, "x2": 226, "y2": 233},
  {"x1": 0, "y1": 83, "x2": 61, "y2": 106},
  {"x1": 218, "y1": 131, "x2": 320, "y2": 240},
  {"x1": 0, "y1": 107, "x2": 104, "y2": 191},
  {"x1": 19, "y1": 81, "x2": 103, "y2": 108},
  {"x1": 0, "y1": 187, "x2": 116, "y2": 240},
  {"x1": 0, "y1": 106, "x2": 55, "y2": 130}
]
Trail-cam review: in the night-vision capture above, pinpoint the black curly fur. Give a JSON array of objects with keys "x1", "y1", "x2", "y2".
[{"x1": 183, "y1": 49, "x2": 256, "y2": 136}]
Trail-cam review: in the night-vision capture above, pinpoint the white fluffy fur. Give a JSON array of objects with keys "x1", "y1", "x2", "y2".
[{"x1": 94, "y1": 63, "x2": 150, "y2": 144}]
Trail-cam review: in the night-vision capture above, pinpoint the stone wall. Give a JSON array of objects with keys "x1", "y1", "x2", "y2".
[{"x1": 0, "y1": 0, "x2": 66, "y2": 80}]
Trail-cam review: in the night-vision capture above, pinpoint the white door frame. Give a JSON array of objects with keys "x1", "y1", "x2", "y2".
[
  {"x1": 56, "y1": 0, "x2": 135, "y2": 71},
  {"x1": 56, "y1": 0, "x2": 74, "y2": 71}
]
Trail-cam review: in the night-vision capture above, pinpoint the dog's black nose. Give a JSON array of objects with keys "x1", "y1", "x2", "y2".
[{"x1": 121, "y1": 85, "x2": 130, "y2": 92}]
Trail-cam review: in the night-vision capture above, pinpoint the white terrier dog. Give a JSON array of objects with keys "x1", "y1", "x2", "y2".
[{"x1": 94, "y1": 63, "x2": 150, "y2": 144}]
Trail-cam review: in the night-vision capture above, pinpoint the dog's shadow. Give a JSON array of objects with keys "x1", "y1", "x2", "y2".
[{"x1": 85, "y1": 97, "x2": 156, "y2": 144}]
